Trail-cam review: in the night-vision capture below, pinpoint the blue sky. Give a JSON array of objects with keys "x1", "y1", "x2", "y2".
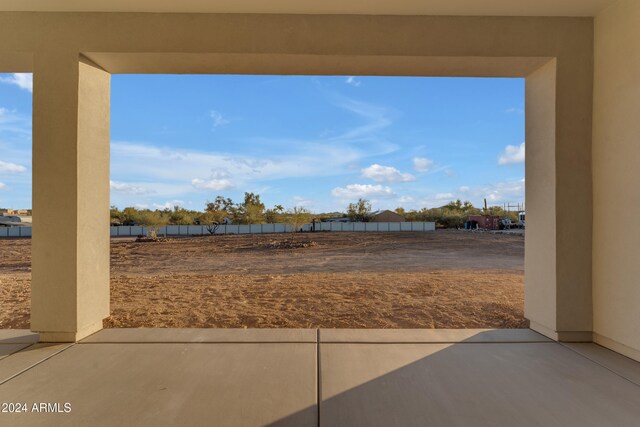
[{"x1": 0, "y1": 73, "x2": 524, "y2": 213}]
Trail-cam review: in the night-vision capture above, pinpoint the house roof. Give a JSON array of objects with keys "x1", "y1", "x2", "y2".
[
  {"x1": 372, "y1": 210, "x2": 403, "y2": 216},
  {"x1": 0, "y1": 221, "x2": 31, "y2": 227}
]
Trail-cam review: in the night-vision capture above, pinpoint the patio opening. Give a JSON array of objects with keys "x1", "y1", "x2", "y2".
[
  {"x1": 103, "y1": 74, "x2": 526, "y2": 329},
  {"x1": 0, "y1": 72, "x2": 32, "y2": 329}
]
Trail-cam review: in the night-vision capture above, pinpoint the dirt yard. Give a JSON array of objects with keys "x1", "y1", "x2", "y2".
[{"x1": 0, "y1": 230, "x2": 527, "y2": 329}]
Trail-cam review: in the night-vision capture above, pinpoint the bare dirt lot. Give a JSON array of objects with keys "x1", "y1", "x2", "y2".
[{"x1": 0, "y1": 230, "x2": 527, "y2": 329}]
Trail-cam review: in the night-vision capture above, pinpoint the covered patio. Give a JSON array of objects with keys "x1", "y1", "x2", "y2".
[
  {"x1": 1, "y1": 328, "x2": 640, "y2": 426},
  {"x1": 1, "y1": 0, "x2": 640, "y2": 425}
]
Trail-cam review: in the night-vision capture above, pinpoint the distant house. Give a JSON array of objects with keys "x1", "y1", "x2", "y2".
[
  {"x1": 371, "y1": 210, "x2": 405, "y2": 222},
  {"x1": 0, "y1": 215, "x2": 32, "y2": 227},
  {"x1": 0, "y1": 209, "x2": 29, "y2": 216},
  {"x1": 323, "y1": 217, "x2": 351, "y2": 223}
]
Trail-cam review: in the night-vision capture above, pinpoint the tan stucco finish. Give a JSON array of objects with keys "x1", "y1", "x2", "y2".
[
  {"x1": 0, "y1": 0, "x2": 617, "y2": 17},
  {"x1": 30, "y1": 54, "x2": 110, "y2": 342},
  {"x1": 0, "y1": 12, "x2": 597, "y2": 343},
  {"x1": 524, "y1": 60, "x2": 558, "y2": 334},
  {"x1": 593, "y1": 0, "x2": 640, "y2": 361}
]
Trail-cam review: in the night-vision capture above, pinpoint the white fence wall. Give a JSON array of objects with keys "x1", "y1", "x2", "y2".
[
  {"x1": 109, "y1": 221, "x2": 434, "y2": 237},
  {"x1": 1, "y1": 222, "x2": 435, "y2": 238},
  {"x1": 309, "y1": 221, "x2": 435, "y2": 233},
  {"x1": 0, "y1": 227, "x2": 32, "y2": 237}
]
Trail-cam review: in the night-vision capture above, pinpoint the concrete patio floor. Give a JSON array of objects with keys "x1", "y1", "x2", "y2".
[{"x1": 1, "y1": 329, "x2": 639, "y2": 426}]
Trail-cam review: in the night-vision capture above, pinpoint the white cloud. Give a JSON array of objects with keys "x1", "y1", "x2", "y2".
[
  {"x1": 345, "y1": 76, "x2": 361, "y2": 87},
  {"x1": 210, "y1": 110, "x2": 229, "y2": 128},
  {"x1": 329, "y1": 98, "x2": 393, "y2": 142},
  {"x1": 110, "y1": 131, "x2": 393, "y2": 186},
  {"x1": 111, "y1": 142, "x2": 304, "y2": 184},
  {"x1": 108, "y1": 97, "x2": 397, "y2": 206},
  {"x1": 498, "y1": 143, "x2": 525, "y2": 165},
  {"x1": 0, "y1": 182, "x2": 6, "y2": 190},
  {"x1": 110, "y1": 180, "x2": 154, "y2": 195},
  {"x1": 0, "y1": 161, "x2": 27, "y2": 173},
  {"x1": 459, "y1": 178, "x2": 525, "y2": 203},
  {"x1": 398, "y1": 195, "x2": 415, "y2": 204},
  {"x1": 153, "y1": 200, "x2": 185, "y2": 210},
  {"x1": 331, "y1": 184, "x2": 396, "y2": 199},
  {"x1": 191, "y1": 177, "x2": 235, "y2": 191},
  {"x1": 413, "y1": 157, "x2": 435, "y2": 173},
  {"x1": 361, "y1": 164, "x2": 415, "y2": 183},
  {"x1": 392, "y1": 178, "x2": 524, "y2": 211},
  {"x1": 0, "y1": 73, "x2": 32, "y2": 92},
  {"x1": 483, "y1": 179, "x2": 525, "y2": 202},
  {"x1": 393, "y1": 194, "x2": 458, "y2": 210},
  {"x1": 0, "y1": 107, "x2": 32, "y2": 137},
  {"x1": 291, "y1": 196, "x2": 315, "y2": 208},
  {"x1": 249, "y1": 97, "x2": 397, "y2": 157},
  {"x1": 435, "y1": 193, "x2": 455, "y2": 200}
]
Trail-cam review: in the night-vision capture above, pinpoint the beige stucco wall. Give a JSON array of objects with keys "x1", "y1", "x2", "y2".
[
  {"x1": 0, "y1": 13, "x2": 594, "y2": 341},
  {"x1": 524, "y1": 60, "x2": 557, "y2": 334},
  {"x1": 30, "y1": 54, "x2": 110, "y2": 342},
  {"x1": 593, "y1": 0, "x2": 640, "y2": 360}
]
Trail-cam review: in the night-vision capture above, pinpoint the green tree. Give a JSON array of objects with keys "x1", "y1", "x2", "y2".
[
  {"x1": 462, "y1": 200, "x2": 476, "y2": 213},
  {"x1": 347, "y1": 198, "x2": 372, "y2": 222},
  {"x1": 285, "y1": 207, "x2": 311, "y2": 234},
  {"x1": 443, "y1": 199, "x2": 463, "y2": 211},
  {"x1": 264, "y1": 204, "x2": 285, "y2": 223},
  {"x1": 198, "y1": 196, "x2": 234, "y2": 233},
  {"x1": 237, "y1": 192, "x2": 265, "y2": 224},
  {"x1": 169, "y1": 206, "x2": 195, "y2": 225},
  {"x1": 205, "y1": 196, "x2": 234, "y2": 223},
  {"x1": 122, "y1": 207, "x2": 140, "y2": 226},
  {"x1": 206, "y1": 196, "x2": 234, "y2": 213},
  {"x1": 486, "y1": 206, "x2": 518, "y2": 222},
  {"x1": 110, "y1": 205, "x2": 123, "y2": 224},
  {"x1": 196, "y1": 211, "x2": 221, "y2": 234},
  {"x1": 137, "y1": 210, "x2": 169, "y2": 239}
]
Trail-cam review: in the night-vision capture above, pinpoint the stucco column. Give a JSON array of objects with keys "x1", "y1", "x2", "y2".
[
  {"x1": 525, "y1": 57, "x2": 593, "y2": 342},
  {"x1": 31, "y1": 53, "x2": 111, "y2": 342}
]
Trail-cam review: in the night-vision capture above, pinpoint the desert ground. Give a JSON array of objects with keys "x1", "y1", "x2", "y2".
[{"x1": 0, "y1": 230, "x2": 527, "y2": 329}]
